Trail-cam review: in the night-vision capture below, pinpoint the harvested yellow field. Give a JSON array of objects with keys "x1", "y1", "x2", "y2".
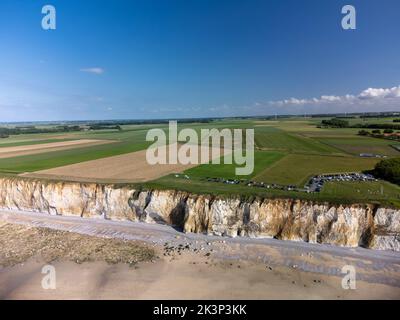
[
  {"x1": 0, "y1": 139, "x2": 114, "y2": 159},
  {"x1": 25, "y1": 144, "x2": 231, "y2": 182}
]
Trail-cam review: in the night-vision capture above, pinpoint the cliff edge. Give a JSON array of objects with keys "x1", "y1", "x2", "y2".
[{"x1": 0, "y1": 177, "x2": 398, "y2": 251}]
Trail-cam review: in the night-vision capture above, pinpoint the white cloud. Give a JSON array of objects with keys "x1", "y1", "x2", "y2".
[
  {"x1": 267, "y1": 85, "x2": 400, "y2": 107},
  {"x1": 80, "y1": 67, "x2": 104, "y2": 75},
  {"x1": 320, "y1": 95, "x2": 341, "y2": 102},
  {"x1": 358, "y1": 86, "x2": 400, "y2": 99}
]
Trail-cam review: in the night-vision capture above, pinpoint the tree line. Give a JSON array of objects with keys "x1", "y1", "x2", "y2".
[
  {"x1": 0, "y1": 125, "x2": 82, "y2": 138},
  {"x1": 321, "y1": 118, "x2": 400, "y2": 130}
]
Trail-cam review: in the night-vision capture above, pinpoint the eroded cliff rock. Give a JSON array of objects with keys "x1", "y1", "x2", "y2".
[{"x1": 0, "y1": 177, "x2": 399, "y2": 251}]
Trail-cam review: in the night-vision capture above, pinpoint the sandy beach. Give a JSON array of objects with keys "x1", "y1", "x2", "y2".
[{"x1": 0, "y1": 210, "x2": 399, "y2": 299}]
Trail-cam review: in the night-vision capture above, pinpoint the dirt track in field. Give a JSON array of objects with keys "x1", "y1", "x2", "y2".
[
  {"x1": 23, "y1": 144, "x2": 232, "y2": 182},
  {"x1": 0, "y1": 139, "x2": 115, "y2": 159}
]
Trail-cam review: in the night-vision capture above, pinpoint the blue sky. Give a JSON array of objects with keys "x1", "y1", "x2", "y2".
[{"x1": 0, "y1": 0, "x2": 399, "y2": 121}]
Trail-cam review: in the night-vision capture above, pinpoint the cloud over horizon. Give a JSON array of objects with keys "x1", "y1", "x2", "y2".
[
  {"x1": 79, "y1": 67, "x2": 104, "y2": 75},
  {"x1": 268, "y1": 85, "x2": 400, "y2": 108}
]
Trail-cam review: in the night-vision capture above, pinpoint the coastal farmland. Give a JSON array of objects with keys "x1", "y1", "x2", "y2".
[
  {"x1": 22, "y1": 148, "x2": 191, "y2": 182},
  {"x1": 0, "y1": 117, "x2": 399, "y2": 205},
  {"x1": 0, "y1": 121, "x2": 247, "y2": 173},
  {"x1": 24, "y1": 144, "x2": 232, "y2": 183},
  {"x1": 0, "y1": 127, "x2": 153, "y2": 173}
]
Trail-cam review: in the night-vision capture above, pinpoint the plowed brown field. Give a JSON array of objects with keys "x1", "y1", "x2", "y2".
[
  {"x1": 23, "y1": 144, "x2": 231, "y2": 182},
  {"x1": 0, "y1": 139, "x2": 114, "y2": 159}
]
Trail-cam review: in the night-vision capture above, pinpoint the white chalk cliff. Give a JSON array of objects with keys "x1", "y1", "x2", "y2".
[{"x1": 0, "y1": 177, "x2": 399, "y2": 251}]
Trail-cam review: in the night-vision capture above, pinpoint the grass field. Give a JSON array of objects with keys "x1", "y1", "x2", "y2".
[
  {"x1": 0, "y1": 138, "x2": 75, "y2": 148},
  {"x1": 184, "y1": 151, "x2": 285, "y2": 180},
  {"x1": 254, "y1": 154, "x2": 379, "y2": 186},
  {"x1": 142, "y1": 175, "x2": 400, "y2": 207},
  {"x1": 316, "y1": 136, "x2": 400, "y2": 156},
  {"x1": 254, "y1": 126, "x2": 340, "y2": 154},
  {"x1": 322, "y1": 181, "x2": 400, "y2": 203}
]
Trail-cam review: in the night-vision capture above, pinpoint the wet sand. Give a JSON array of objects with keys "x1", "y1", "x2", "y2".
[
  {"x1": 1, "y1": 254, "x2": 399, "y2": 299},
  {"x1": 0, "y1": 210, "x2": 399, "y2": 299}
]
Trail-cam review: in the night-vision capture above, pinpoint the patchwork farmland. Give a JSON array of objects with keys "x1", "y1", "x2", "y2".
[
  {"x1": 0, "y1": 117, "x2": 400, "y2": 206},
  {"x1": 24, "y1": 143, "x2": 232, "y2": 183}
]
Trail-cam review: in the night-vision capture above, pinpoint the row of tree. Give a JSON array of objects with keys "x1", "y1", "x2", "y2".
[
  {"x1": 88, "y1": 124, "x2": 122, "y2": 131},
  {"x1": 0, "y1": 123, "x2": 125, "y2": 138},
  {"x1": 358, "y1": 129, "x2": 398, "y2": 135},
  {"x1": 0, "y1": 125, "x2": 82, "y2": 137},
  {"x1": 321, "y1": 118, "x2": 400, "y2": 130},
  {"x1": 321, "y1": 118, "x2": 349, "y2": 128}
]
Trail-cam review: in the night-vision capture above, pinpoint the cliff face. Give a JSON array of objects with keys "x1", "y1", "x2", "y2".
[{"x1": 0, "y1": 177, "x2": 399, "y2": 251}]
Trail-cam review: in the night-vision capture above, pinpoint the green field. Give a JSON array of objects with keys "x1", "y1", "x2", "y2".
[
  {"x1": 322, "y1": 181, "x2": 400, "y2": 203},
  {"x1": 142, "y1": 175, "x2": 400, "y2": 207},
  {"x1": 0, "y1": 138, "x2": 76, "y2": 148},
  {"x1": 254, "y1": 126, "x2": 340, "y2": 154},
  {"x1": 316, "y1": 136, "x2": 400, "y2": 156},
  {"x1": 184, "y1": 151, "x2": 285, "y2": 180},
  {"x1": 254, "y1": 154, "x2": 379, "y2": 186}
]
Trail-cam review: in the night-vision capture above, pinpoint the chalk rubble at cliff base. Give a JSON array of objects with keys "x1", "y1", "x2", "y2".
[{"x1": 0, "y1": 177, "x2": 399, "y2": 251}]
